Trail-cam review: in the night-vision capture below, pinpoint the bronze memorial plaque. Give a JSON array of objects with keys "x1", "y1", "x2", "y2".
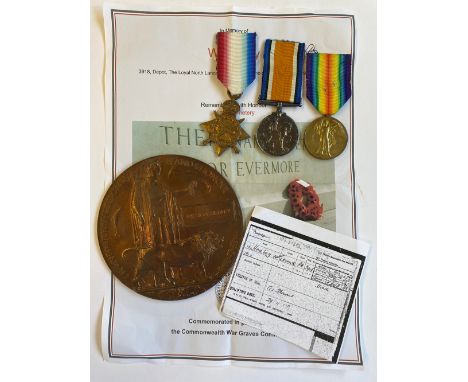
[{"x1": 97, "y1": 155, "x2": 243, "y2": 300}]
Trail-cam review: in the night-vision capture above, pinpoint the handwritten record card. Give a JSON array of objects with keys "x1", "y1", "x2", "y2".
[{"x1": 221, "y1": 207, "x2": 368, "y2": 362}]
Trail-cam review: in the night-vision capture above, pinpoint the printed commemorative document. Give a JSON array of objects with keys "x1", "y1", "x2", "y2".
[
  {"x1": 100, "y1": 3, "x2": 365, "y2": 367},
  {"x1": 221, "y1": 207, "x2": 368, "y2": 362}
]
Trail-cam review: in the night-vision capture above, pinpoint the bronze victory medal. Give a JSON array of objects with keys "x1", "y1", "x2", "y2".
[
  {"x1": 256, "y1": 111, "x2": 299, "y2": 156},
  {"x1": 303, "y1": 116, "x2": 348, "y2": 160},
  {"x1": 97, "y1": 155, "x2": 243, "y2": 300}
]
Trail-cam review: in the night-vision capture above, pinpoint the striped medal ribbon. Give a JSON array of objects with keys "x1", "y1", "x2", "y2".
[
  {"x1": 303, "y1": 52, "x2": 352, "y2": 160},
  {"x1": 259, "y1": 39, "x2": 305, "y2": 106},
  {"x1": 257, "y1": 39, "x2": 305, "y2": 157},
  {"x1": 200, "y1": 32, "x2": 257, "y2": 156},
  {"x1": 306, "y1": 53, "x2": 352, "y2": 115},
  {"x1": 217, "y1": 31, "x2": 257, "y2": 95}
]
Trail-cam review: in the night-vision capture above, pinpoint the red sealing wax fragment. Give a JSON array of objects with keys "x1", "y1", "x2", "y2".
[{"x1": 288, "y1": 179, "x2": 323, "y2": 221}]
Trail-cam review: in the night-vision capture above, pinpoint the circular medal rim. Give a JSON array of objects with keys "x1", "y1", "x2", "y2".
[
  {"x1": 303, "y1": 115, "x2": 348, "y2": 160},
  {"x1": 256, "y1": 112, "x2": 299, "y2": 157},
  {"x1": 97, "y1": 154, "x2": 244, "y2": 300}
]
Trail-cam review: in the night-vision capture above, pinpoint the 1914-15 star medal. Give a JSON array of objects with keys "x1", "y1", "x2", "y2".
[
  {"x1": 200, "y1": 32, "x2": 256, "y2": 156},
  {"x1": 200, "y1": 91, "x2": 250, "y2": 156}
]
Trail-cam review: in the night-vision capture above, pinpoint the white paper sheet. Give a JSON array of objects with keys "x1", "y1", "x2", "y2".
[{"x1": 100, "y1": 2, "x2": 364, "y2": 367}]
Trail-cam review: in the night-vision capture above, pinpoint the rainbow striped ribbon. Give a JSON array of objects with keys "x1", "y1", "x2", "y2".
[
  {"x1": 305, "y1": 53, "x2": 352, "y2": 115},
  {"x1": 216, "y1": 32, "x2": 257, "y2": 95},
  {"x1": 259, "y1": 39, "x2": 305, "y2": 106}
]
